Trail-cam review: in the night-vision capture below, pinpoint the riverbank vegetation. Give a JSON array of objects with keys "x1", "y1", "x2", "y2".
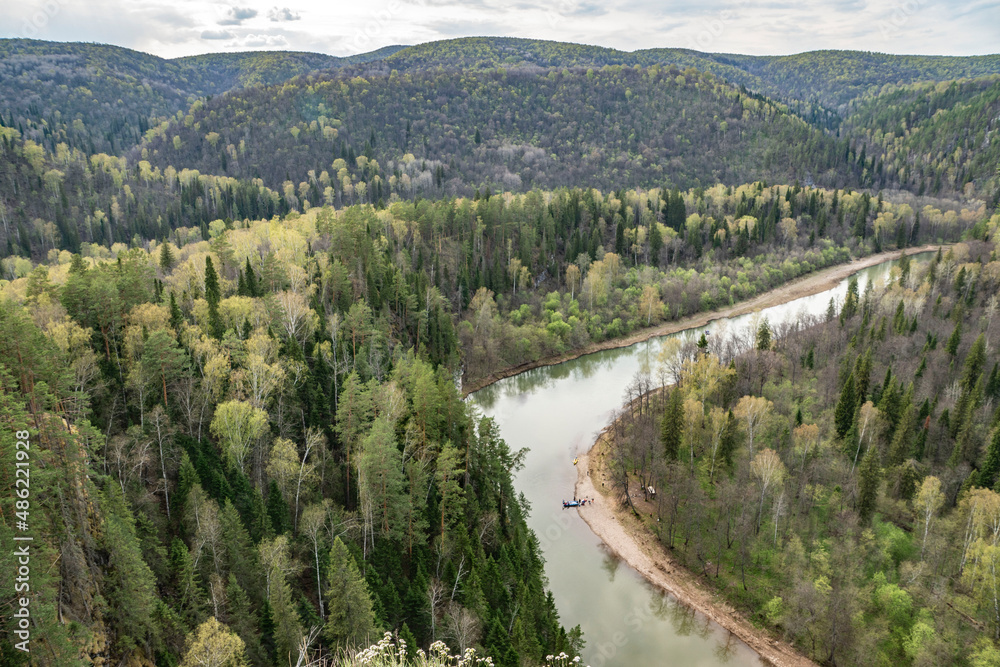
[{"x1": 606, "y1": 226, "x2": 1000, "y2": 665}]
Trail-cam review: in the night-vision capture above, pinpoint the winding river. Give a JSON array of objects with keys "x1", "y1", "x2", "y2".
[{"x1": 469, "y1": 253, "x2": 931, "y2": 667}]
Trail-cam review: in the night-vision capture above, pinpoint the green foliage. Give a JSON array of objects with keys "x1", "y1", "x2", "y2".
[
  {"x1": 835, "y1": 372, "x2": 856, "y2": 439},
  {"x1": 325, "y1": 537, "x2": 379, "y2": 651},
  {"x1": 660, "y1": 387, "x2": 684, "y2": 460}
]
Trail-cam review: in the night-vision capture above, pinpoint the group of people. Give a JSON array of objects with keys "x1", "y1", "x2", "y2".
[{"x1": 562, "y1": 497, "x2": 594, "y2": 508}]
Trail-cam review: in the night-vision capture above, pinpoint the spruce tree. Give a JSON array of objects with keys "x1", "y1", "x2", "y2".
[
  {"x1": 857, "y1": 446, "x2": 881, "y2": 525},
  {"x1": 718, "y1": 410, "x2": 739, "y2": 467},
  {"x1": 159, "y1": 242, "x2": 176, "y2": 270},
  {"x1": 945, "y1": 321, "x2": 962, "y2": 357},
  {"x1": 661, "y1": 387, "x2": 684, "y2": 460},
  {"x1": 756, "y1": 319, "x2": 772, "y2": 351},
  {"x1": 649, "y1": 220, "x2": 663, "y2": 265},
  {"x1": 325, "y1": 537, "x2": 379, "y2": 650},
  {"x1": 979, "y1": 427, "x2": 1000, "y2": 490},
  {"x1": 204, "y1": 256, "x2": 224, "y2": 339},
  {"x1": 835, "y1": 372, "x2": 856, "y2": 439},
  {"x1": 244, "y1": 257, "x2": 259, "y2": 297},
  {"x1": 169, "y1": 291, "x2": 183, "y2": 330}
]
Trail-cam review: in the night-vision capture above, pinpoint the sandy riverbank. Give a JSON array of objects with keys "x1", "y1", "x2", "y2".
[
  {"x1": 575, "y1": 433, "x2": 818, "y2": 667},
  {"x1": 462, "y1": 244, "x2": 942, "y2": 397}
]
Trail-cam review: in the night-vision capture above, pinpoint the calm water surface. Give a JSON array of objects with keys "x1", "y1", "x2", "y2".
[{"x1": 469, "y1": 254, "x2": 930, "y2": 667}]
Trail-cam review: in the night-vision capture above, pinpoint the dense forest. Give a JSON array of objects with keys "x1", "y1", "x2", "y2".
[
  {"x1": 1, "y1": 34, "x2": 998, "y2": 667},
  {"x1": 0, "y1": 39, "x2": 397, "y2": 155},
  {"x1": 3, "y1": 37, "x2": 999, "y2": 265},
  {"x1": 0, "y1": 200, "x2": 589, "y2": 666},
  {"x1": 0, "y1": 175, "x2": 985, "y2": 664},
  {"x1": 841, "y1": 76, "x2": 1000, "y2": 205},
  {"x1": 605, "y1": 226, "x2": 1000, "y2": 665},
  {"x1": 135, "y1": 64, "x2": 861, "y2": 197}
]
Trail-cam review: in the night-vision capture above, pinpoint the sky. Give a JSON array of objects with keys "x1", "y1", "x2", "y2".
[{"x1": 1, "y1": 0, "x2": 998, "y2": 59}]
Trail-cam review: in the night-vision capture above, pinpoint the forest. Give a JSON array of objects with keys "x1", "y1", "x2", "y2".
[
  {"x1": 604, "y1": 230, "x2": 1000, "y2": 665},
  {"x1": 0, "y1": 201, "x2": 586, "y2": 666},
  {"x1": 1, "y1": 33, "x2": 998, "y2": 667},
  {"x1": 2, "y1": 38, "x2": 999, "y2": 265}
]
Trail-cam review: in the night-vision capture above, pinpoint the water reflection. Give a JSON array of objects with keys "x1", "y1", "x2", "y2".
[{"x1": 600, "y1": 549, "x2": 621, "y2": 582}]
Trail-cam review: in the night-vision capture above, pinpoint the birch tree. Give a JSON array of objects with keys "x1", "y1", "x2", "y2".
[
  {"x1": 736, "y1": 395, "x2": 772, "y2": 459},
  {"x1": 751, "y1": 448, "x2": 786, "y2": 532}
]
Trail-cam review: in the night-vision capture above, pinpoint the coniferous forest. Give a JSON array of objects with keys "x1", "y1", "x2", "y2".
[{"x1": 0, "y1": 34, "x2": 999, "y2": 667}]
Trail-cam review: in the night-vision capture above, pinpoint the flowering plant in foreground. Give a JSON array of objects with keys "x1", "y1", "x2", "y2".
[{"x1": 341, "y1": 634, "x2": 586, "y2": 667}]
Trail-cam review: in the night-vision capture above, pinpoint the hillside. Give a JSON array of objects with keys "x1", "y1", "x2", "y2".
[
  {"x1": 6, "y1": 37, "x2": 1000, "y2": 160},
  {"x1": 375, "y1": 38, "x2": 1000, "y2": 109},
  {"x1": 841, "y1": 76, "x2": 1000, "y2": 203},
  {"x1": 136, "y1": 64, "x2": 860, "y2": 200},
  {"x1": 0, "y1": 40, "x2": 388, "y2": 155}
]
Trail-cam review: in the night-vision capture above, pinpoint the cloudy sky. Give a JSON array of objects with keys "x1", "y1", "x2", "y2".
[{"x1": 2, "y1": 0, "x2": 997, "y2": 58}]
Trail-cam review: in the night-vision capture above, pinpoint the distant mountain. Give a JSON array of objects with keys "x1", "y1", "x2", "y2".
[
  {"x1": 4, "y1": 37, "x2": 998, "y2": 157},
  {"x1": 374, "y1": 38, "x2": 1000, "y2": 109},
  {"x1": 0, "y1": 40, "x2": 403, "y2": 155}
]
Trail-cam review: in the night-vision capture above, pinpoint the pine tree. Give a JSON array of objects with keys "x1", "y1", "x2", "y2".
[
  {"x1": 325, "y1": 537, "x2": 379, "y2": 650},
  {"x1": 661, "y1": 387, "x2": 684, "y2": 460},
  {"x1": 835, "y1": 372, "x2": 856, "y2": 439}
]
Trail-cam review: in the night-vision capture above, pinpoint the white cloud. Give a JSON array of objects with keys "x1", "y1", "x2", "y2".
[
  {"x1": 268, "y1": 7, "x2": 301, "y2": 22},
  {"x1": 201, "y1": 29, "x2": 234, "y2": 39},
  {"x1": 237, "y1": 33, "x2": 289, "y2": 47},
  {"x1": 219, "y1": 6, "x2": 258, "y2": 25}
]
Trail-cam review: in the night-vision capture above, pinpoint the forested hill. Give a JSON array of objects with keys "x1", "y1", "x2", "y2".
[
  {"x1": 374, "y1": 38, "x2": 1000, "y2": 109},
  {"x1": 841, "y1": 76, "x2": 1000, "y2": 205},
  {"x1": 0, "y1": 40, "x2": 392, "y2": 155},
  {"x1": 6, "y1": 37, "x2": 1000, "y2": 158},
  {"x1": 136, "y1": 64, "x2": 861, "y2": 197}
]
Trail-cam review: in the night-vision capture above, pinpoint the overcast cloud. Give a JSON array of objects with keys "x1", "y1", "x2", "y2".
[{"x1": 2, "y1": 0, "x2": 996, "y2": 58}]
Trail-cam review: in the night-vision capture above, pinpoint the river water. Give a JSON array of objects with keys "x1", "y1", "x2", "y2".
[{"x1": 469, "y1": 253, "x2": 930, "y2": 667}]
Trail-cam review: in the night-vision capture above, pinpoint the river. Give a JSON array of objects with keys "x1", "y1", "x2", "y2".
[{"x1": 469, "y1": 253, "x2": 930, "y2": 667}]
